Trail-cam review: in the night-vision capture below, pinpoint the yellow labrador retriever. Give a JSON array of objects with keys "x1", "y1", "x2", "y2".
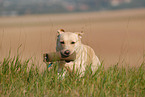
[{"x1": 56, "y1": 29, "x2": 100, "y2": 76}]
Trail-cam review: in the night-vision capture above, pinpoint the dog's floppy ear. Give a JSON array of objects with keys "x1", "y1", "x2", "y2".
[
  {"x1": 75, "y1": 31, "x2": 84, "y2": 39},
  {"x1": 57, "y1": 29, "x2": 65, "y2": 36}
]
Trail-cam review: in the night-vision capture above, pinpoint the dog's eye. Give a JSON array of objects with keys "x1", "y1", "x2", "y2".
[
  {"x1": 71, "y1": 42, "x2": 75, "y2": 44},
  {"x1": 60, "y1": 41, "x2": 64, "y2": 44}
]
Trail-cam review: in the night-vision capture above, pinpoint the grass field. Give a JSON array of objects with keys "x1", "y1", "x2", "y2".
[
  {"x1": 0, "y1": 8, "x2": 145, "y2": 96},
  {"x1": 0, "y1": 56, "x2": 144, "y2": 96}
]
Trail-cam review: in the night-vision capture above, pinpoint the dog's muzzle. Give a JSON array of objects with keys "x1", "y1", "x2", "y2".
[{"x1": 61, "y1": 52, "x2": 70, "y2": 58}]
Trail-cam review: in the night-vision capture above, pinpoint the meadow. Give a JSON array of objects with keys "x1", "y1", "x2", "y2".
[
  {"x1": 0, "y1": 8, "x2": 145, "y2": 96},
  {"x1": 0, "y1": 56, "x2": 144, "y2": 96}
]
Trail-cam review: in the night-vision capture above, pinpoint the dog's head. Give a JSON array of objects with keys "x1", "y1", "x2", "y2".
[{"x1": 56, "y1": 29, "x2": 83, "y2": 58}]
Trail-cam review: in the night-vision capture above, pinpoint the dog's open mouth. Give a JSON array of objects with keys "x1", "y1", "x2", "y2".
[
  {"x1": 60, "y1": 52, "x2": 70, "y2": 58},
  {"x1": 60, "y1": 51, "x2": 76, "y2": 63},
  {"x1": 60, "y1": 52, "x2": 71, "y2": 63}
]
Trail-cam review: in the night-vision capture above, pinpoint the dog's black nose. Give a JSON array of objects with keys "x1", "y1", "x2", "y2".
[{"x1": 64, "y1": 50, "x2": 70, "y2": 56}]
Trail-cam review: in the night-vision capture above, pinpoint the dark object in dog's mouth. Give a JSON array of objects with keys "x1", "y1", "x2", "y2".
[
  {"x1": 43, "y1": 52, "x2": 76, "y2": 63},
  {"x1": 61, "y1": 52, "x2": 70, "y2": 58},
  {"x1": 61, "y1": 52, "x2": 72, "y2": 63}
]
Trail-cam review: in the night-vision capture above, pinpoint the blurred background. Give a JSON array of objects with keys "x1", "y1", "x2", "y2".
[
  {"x1": 0, "y1": 0, "x2": 145, "y2": 70},
  {"x1": 0, "y1": 0, "x2": 145, "y2": 16}
]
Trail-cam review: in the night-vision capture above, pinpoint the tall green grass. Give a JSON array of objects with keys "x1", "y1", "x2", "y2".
[{"x1": 0, "y1": 56, "x2": 145, "y2": 97}]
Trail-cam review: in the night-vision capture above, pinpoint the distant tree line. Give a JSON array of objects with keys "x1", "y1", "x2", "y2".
[{"x1": 0, "y1": 0, "x2": 145, "y2": 16}]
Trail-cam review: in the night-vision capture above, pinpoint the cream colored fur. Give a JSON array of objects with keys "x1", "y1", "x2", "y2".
[{"x1": 56, "y1": 29, "x2": 100, "y2": 76}]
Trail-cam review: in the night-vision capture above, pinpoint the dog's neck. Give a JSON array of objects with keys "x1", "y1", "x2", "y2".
[{"x1": 74, "y1": 44, "x2": 84, "y2": 58}]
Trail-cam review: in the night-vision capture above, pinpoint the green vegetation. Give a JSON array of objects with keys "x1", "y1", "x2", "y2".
[{"x1": 0, "y1": 56, "x2": 145, "y2": 97}]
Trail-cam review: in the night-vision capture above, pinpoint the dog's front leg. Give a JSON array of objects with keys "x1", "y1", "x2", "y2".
[{"x1": 57, "y1": 61, "x2": 67, "y2": 78}]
